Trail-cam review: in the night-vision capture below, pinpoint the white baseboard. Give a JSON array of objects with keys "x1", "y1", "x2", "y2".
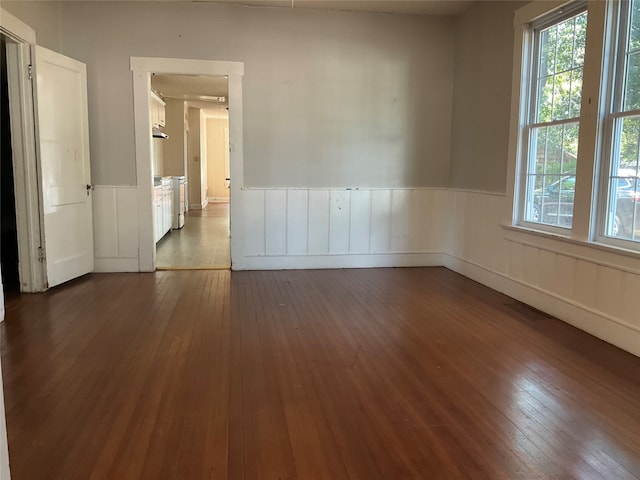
[
  {"x1": 189, "y1": 200, "x2": 210, "y2": 210},
  {"x1": 443, "y1": 254, "x2": 640, "y2": 358},
  {"x1": 94, "y1": 258, "x2": 140, "y2": 273},
  {"x1": 208, "y1": 197, "x2": 229, "y2": 203},
  {"x1": 240, "y1": 252, "x2": 445, "y2": 271}
]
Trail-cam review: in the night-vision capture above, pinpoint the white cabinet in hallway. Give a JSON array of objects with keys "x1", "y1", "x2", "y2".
[
  {"x1": 163, "y1": 181, "x2": 173, "y2": 235},
  {"x1": 153, "y1": 177, "x2": 174, "y2": 243},
  {"x1": 153, "y1": 186, "x2": 162, "y2": 243},
  {"x1": 150, "y1": 91, "x2": 166, "y2": 128}
]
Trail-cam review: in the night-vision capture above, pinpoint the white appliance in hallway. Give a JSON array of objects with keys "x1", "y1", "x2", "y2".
[{"x1": 172, "y1": 176, "x2": 186, "y2": 229}]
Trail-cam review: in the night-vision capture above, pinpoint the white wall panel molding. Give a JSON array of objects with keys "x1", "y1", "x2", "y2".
[
  {"x1": 94, "y1": 258, "x2": 140, "y2": 273},
  {"x1": 444, "y1": 254, "x2": 640, "y2": 358},
  {"x1": 448, "y1": 189, "x2": 640, "y2": 357},
  {"x1": 370, "y1": 190, "x2": 392, "y2": 253},
  {"x1": 245, "y1": 253, "x2": 444, "y2": 271},
  {"x1": 93, "y1": 186, "x2": 139, "y2": 272},
  {"x1": 241, "y1": 187, "x2": 449, "y2": 263},
  {"x1": 329, "y1": 190, "x2": 351, "y2": 254},
  {"x1": 287, "y1": 190, "x2": 309, "y2": 255},
  {"x1": 447, "y1": 188, "x2": 507, "y2": 197},
  {"x1": 244, "y1": 189, "x2": 266, "y2": 256},
  {"x1": 308, "y1": 190, "x2": 330, "y2": 254},
  {"x1": 349, "y1": 190, "x2": 372, "y2": 254},
  {"x1": 502, "y1": 226, "x2": 640, "y2": 275},
  {"x1": 242, "y1": 187, "x2": 449, "y2": 191},
  {"x1": 265, "y1": 190, "x2": 287, "y2": 255}
]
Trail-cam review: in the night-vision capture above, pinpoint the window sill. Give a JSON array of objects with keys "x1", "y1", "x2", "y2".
[{"x1": 500, "y1": 223, "x2": 640, "y2": 274}]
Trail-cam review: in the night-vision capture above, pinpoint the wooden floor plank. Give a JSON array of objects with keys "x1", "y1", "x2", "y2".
[{"x1": 1, "y1": 267, "x2": 640, "y2": 480}]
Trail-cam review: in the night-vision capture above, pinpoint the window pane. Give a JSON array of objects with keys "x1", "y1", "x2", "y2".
[
  {"x1": 535, "y1": 11, "x2": 587, "y2": 122},
  {"x1": 537, "y1": 75, "x2": 554, "y2": 123},
  {"x1": 606, "y1": 175, "x2": 640, "y2": 240},
  {"x1": 602, "y1": 2, "x2": 640, "y2": 245},
  {"x1": 554, "y1": 20, "x2": 574, "y2": 72},
  {"x1": 630, "y1": 0, "x2": 640, "y2": 52},
  {"x1": 569, "y1": 68, "x2": 583, "y2": 118},
  {"x1": 533, "y1": 126, "x2": 548, "y2": 175},
  {"x1": 525, "y1": 123, "x2": 578, "y2": 227},
  {"x1": 623, "y1": 52, "x2": 640, "y2": 110},
  {"x1": 573, "y1": 13, "x2": 588, "y2": 66},
  {"x1": 616, "y1": 116, "x2": 640, "y2": 172},
  {"x1": 539, "y1": 27, "x2": 556, "y2": 75},
  {"x1": 552, "y1": 71, "x2": 573, "y2": 120},
  {"x1": 606, "y1": 115, "x2": 640, "y2": 240}
]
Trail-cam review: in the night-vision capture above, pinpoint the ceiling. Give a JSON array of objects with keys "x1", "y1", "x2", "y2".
[
  {"x1": 151, "y1": 74, "x2": 229, "y2": 117},
  {"x1": 195, "y1": 0, "x2": 476, "y2": 16},
  {"x1": 151, "y1": 74, "x2": 229, "y2": 101}
]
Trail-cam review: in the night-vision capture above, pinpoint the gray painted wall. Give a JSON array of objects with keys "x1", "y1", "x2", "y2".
[
  {"x1": 448, "y1": 1, "x2": 521, "y2": 193},
  {"x1": 162, "y1": 99, "x2": 187, "y2": 177},
  {"x1": 3, "y1": 1, "x2": 526, "y2": 192},
  {"x1": 7, "y1": 1, "x2": 456, "y2": 188},
  {"x1": 187, "y1": 107, "x2": 203, "y2": 207},
  {"x1": 1, "y1": 1, "x2": 61, "y2": 51}
]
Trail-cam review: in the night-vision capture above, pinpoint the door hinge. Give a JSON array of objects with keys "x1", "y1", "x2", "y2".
[
  {"x1": 27, "y1": 64, "x2": 33, "y2": 81},
  {"x1": 37, "y1": 246, "x2": 45, "y2": 263}
]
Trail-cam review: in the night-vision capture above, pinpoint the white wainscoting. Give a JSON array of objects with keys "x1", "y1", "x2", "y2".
[
  {"x1": 93, "y1": 186, "x2": 140, "y2": 272},
  {"x1": 443, "y1": 189, "x2": 640, "y2": 357},
  {"x1": 90, "y1": 184, "x2": 640, "y2": 357},
  {"x1": 241, "y1": 188, "x2": 449, "y2": 270}
]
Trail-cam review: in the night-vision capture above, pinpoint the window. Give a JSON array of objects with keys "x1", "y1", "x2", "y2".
[
  {"x1": 513, "y1": 0, "x2": 640, "y2": 252},
  {"x1": 521, "y1": 6, "x2": 588, "y2": 230},
  {"x1": 601, "y1": 0, "x2": 640, "y2": 242}
]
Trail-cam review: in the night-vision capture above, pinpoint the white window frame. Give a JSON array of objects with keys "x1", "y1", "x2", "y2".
[
  {"x1": 518, "y1": 2, "x2": 588, "y2": 235},
  {"x1": 506, "y1": 0, "x2": 620, "y2": 249},
  {"x1": 596, "y1": 0, "x2": 640, "y2": 249}
]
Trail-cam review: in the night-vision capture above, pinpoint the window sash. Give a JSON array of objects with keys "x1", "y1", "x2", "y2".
[
  {"x1": 520, "y1": 5, "x2": 587, "y2": 231},
  {"x1": 599, "y1": 0, "x2": 640, "y2": 245},
  {"x1": 522, "y1": 119, "x2": 580, "y2": 228}
]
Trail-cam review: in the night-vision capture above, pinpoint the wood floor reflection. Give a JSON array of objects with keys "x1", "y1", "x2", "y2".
[
  {"x1": 2, "y1": 267, "x2": 639, "y2": 479},
  {"x1": 156, "y1": 202, "x2": 230, "y2": 270}
]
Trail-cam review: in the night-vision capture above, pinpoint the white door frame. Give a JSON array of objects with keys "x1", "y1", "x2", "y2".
[
  {"x1": 130, "y1": 57, "x2": 245, "y2": 271},
  {"x1": 1, "y1": 8, "x2": 47, "y2": 292},
  {"x1": 1, "y1": 10, "x2": 33, "y2": 480}
]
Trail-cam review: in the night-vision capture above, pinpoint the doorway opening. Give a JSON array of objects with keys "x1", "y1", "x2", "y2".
[
  {"x1": 1, "y1": 35, "x2": 20, "y2": 294},
  {"x1": 130, "y1": 57, "x2": 245, "y2": 272},
  {"x1": 0, "y1": 11, "x2": 48, "y2": 294},
  {"x1": 150, "y1": 73, "x2": 231, "y2": 269}
]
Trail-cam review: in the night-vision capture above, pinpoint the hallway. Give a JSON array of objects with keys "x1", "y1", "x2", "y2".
[{"x1": 156, "y1": 202, "x2": 230, "y2": 269}]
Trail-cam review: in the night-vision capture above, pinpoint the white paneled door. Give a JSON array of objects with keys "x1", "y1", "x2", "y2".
[{"x1": 34, "y1": 46, "x2": 93, "y2": 288}]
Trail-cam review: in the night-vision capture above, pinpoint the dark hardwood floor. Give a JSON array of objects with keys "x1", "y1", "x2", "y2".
[{"x1": 1, "y1": 267, "x2": 639, "y2": 479}]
